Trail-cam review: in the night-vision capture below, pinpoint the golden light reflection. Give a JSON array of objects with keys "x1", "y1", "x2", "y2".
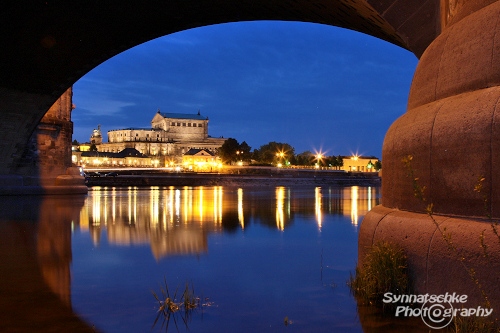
[
  {"x1": 276, "y1": 186, "x2": 285, "y2": 231},
  {"x1": 218, "y1": 187, "x2": 223, "y2": 223},
  {"x1": 127, "y1": 187, "x2": 138, "y2": 225},
  {"x1": 351, "y1": 186, "x2": 359, "y2": 226},
  {"x1": 198, "y1": 187, "x2": 204, "y2": 224},
  {"x1": 183, "y1": 187, "x2": 188, "y2": 224},
  {"x1": 112, "y1": 187, "x2": 116, "y2": 223},
  {"x1": 92, "y1": 187, "x2": 101, "y2": 226},
  {"x1": 85, "y1": 186, "x2": 232, "y2": 258},
  {"x1": 213, "y1": 186, "x2": 223, "y2": 224},
  {"x1": 238, "y1": 188, "x2": 244, "y2": 228},
  {"x1": 82, "y1": 185, "x2": 379, "y2": 257},
  {"x1": 127, "y1": 187, "x2": 131, "y2": 224},
  {"x1": 168, "y1": 187, "x2": 174, "y2": 225},
  {"x1": 175, "y1": 189, "x2": 180, "y2": 222},
  {"x1": 315, "y1": 187, "x2": 322, "y2": 230},
  {"x1": 79, "y1": 206, "x2": 89, "y2": 231},
  {"x1": 162, "y1": 188, "x2": 167, "y2": 229},
  {"x1": 150, "y1": 187, "x2": 159, "y2": 226},
  {"x1": 103, "y1": 190, "x2": 108, "y2": 226}
]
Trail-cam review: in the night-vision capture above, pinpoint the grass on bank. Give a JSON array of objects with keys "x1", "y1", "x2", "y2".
[{"x1": 348, "y1": 240, "x2": 412, "y2": 311}]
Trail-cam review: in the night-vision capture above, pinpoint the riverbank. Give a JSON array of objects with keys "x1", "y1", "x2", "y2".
[{"x1": 85, "y1": 169, "x2": 380, "y2": 187}]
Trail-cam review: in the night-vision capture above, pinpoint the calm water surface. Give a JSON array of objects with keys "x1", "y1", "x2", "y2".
[{"x1": 0, "y1": 185, "x2": 429, "y2": 332}]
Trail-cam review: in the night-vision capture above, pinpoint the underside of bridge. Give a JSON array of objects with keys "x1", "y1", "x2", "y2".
[
  {"x1": 0, "y1": 0, "x2": 439, "y2": 194},
  {"x1": 2, "y1": 0, "x2": 500, "y2": 319}
]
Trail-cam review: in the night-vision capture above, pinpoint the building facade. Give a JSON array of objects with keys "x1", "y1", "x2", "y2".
[
  {"x1": 74, "y1": 148, "x2": 152, "y2": 168},
  {"x1": 341, "y1": 156, "x2": 379, "y2": 172},
  {"x1": 182, "y1": 148, "x2": 222, "y2": 172},
  {"x1": 74, "y1": 110, "x2": 225, "y2": 167}
]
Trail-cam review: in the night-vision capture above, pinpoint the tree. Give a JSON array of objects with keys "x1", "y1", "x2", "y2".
[
  {"x1": 72, "y1": 139, "x2": 79, "y2": 145},
  {"x1": 294, "y1": 151, "x2": 314, "y2": 166},
  {"x1": 326, "y1": 155, "x2": 344, "y2": 170},
  {"x1": 251, "y1": 149, "x2": 261, "y2": 163},
  {"x1": 324, "y1": 155, "x2": 335, "y2": 168},
  {"x1": 374, "y1": 160, "x2": 382, "y2": 171},
  {"x1": 255, "y1": 142, "x2": 295, "y2": 165},
  {"x1": 218, "y1": 138, "x2": 252, "y2": 164},
  {"x1": 89, "y1": 143, "x2": 98, "y2": 152},
  {"x1": 238, "y1": 141, "x2": 252, "y2": 162},
  {"x1": 218, "y1": 138, "x2": 240, "y2": 164},
  {"x1": 336, "y1": 155, "x2": 344, "y2": 170}
]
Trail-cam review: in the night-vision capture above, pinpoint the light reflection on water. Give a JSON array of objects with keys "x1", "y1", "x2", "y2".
[
  {"x1": 81, "y1": 186, "x2": 375, "y2": 259},
  {"x1": 87, "y1": 185, "x2": 372, "y2": 227},
  {"x1": 71, "y1": 185, "x2": 391, "y2": 333},
  {"x1": 0, "y1": 185, "x2": 431, "y2": 332}
]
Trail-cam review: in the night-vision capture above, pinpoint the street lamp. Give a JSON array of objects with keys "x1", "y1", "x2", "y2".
[
  {"x1": 276, "y1": 151, "x2": 284, "y2": 167},
  {"x1": 315, "y1": 153, "x2": 323, "y2": 169},
  {"x1": 236, "y1": 150, "x2": 242, "y2": 165}
]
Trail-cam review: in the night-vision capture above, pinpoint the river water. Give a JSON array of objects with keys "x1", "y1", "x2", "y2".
[{"x1": 0, "y1": 185, "x2": 430, "y2": 332}]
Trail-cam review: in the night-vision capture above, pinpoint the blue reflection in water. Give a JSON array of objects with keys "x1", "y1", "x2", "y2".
[{"x1": 71, "y1": 185, "x2": 379, "y2": 332}]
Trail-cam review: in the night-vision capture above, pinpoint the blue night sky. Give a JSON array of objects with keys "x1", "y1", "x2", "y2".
[{"x1": 72, "y1": 21, "x2": 418, "y2": 158}]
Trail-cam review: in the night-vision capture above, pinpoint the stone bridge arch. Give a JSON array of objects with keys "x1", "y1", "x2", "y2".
[
  {"x1": 1, "y1": 0, "x2": 500, "y2": 215},
  {"x1": 2, "y1": 0, "x2": 500, "y2": 321},
  {"x1": 0, "y1": 0, "x2": 437, "y2": 193}
]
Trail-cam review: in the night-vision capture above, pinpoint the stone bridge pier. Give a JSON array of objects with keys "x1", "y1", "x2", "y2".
[
  {"x1": 361, "y1": 1, "x2": 500, "y2": 313},
  {"x1": 0, "y1": 87, "x2": 86, "y2": 194}
]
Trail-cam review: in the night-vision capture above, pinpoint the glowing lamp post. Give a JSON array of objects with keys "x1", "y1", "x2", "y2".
[
  {"x1": 315, "y1": 153, "x2": 323, "y2": 169},
  {"x1": 276, "y1": 151, "x2": 285, "y2": 167},
  {"x1": 236, "y1": 150, "x2": 243, "y2": 165}
]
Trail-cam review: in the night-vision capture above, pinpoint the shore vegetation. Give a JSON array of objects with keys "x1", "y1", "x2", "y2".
[{"x1": 348, "y1": 240, "x2": 412, "y2": 312}]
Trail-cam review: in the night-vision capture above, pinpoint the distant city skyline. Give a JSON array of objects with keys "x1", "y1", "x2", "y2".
[{"x1": 72, "y1": 20, "x2": 418, "y2": 158}]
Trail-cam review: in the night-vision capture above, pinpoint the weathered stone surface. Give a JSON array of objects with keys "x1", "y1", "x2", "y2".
[
  {"x1": 36, "y1": 87, "x2": 75, "y2": 187},
  {"x1": 384, "y1": 87, "x2": 500, "y2": 217},
  {"x1": 361, "y1": 208, "x2": 500, "y2": 313},
  {"x1": 409, "y1": 1, "x2": 500, "y2": 110},
  {"x1": 383, "y1": 2, "x2": 500, "y2": 218},
  {"x1": 382, "y1": 101, "x2": 441, "y2": 212}
]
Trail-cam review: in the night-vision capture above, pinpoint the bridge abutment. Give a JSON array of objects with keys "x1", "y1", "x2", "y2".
[
  {"x1": 360, "y1": 206, "x2": 500, "y2": 313},
  {"x1": 0, "y1": 87, "x2": 86, "y2": 195},
  {"x1": 382, "y1": 0, "x2": 500, "y2": 218},
  {"x1": 361, "y1": 0, "x2": 500, "y2": 312}
]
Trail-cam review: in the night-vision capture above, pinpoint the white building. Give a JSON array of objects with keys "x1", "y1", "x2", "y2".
[{"x1": 78, "y1": 110, "x2": 225, "y2": 166}]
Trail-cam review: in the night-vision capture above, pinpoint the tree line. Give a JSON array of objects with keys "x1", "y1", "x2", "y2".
[{"x1": 218, "y1": 138, "x2": 381, "y2": 170}]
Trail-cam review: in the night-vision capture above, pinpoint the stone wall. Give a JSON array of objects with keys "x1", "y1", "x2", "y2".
[
  {"x1": 36, "y1": 87, "x2": 74, "y2": 186},
  {"x1": 382, "y1": 1, "x2": 500, "y2": 218}
]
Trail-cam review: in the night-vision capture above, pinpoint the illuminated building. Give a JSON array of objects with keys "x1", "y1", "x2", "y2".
[
  {"x1": 342, "y1": 155, "x2": 379, "y2": 172},
  {"x1": 182, "y1": 148, "x2": 222, "y2": 172},
  {"x1": 74, "y1": 148, "x2": 151, "y2": 167},
  {"x1": 74, "y1": 110, "x2": 225, "y2": 166}
]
